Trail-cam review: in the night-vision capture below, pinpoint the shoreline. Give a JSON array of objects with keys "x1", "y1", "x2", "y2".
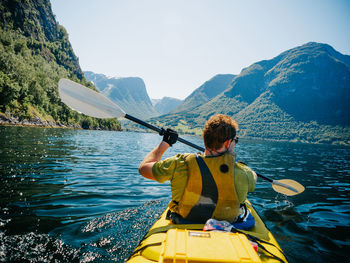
[
  {"x1": 0, "y1": 112, "x2": 121, "y2": 131},
  {"x1": 0, "y1": 113, "x2": 81, "y2": 129},
  {"x1": 0, "y1": 115, "x2": 120, "y2": 131},
  {"x1": 0, "y1": 122, "x2": 80, "y2": 129}
]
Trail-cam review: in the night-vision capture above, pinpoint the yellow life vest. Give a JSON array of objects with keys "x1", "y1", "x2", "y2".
[{"x1": 177, "y1": 152, "x2": 240, "y2": 223}]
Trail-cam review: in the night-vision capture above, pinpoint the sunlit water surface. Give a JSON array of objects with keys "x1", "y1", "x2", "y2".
[{"x1": 0, "y1": 126, "x2": 349, "y2": 262}]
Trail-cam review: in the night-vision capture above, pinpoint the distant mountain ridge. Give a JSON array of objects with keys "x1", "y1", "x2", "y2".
[
  {"x1": 149, "y1": 42, "x2": 350, "y2": 145},
  {"x1": 84, "y1": 71, "x2": 158, "y2": 119},
  {"x1": 153, "y1": 97, "x2": 183, "y2": 115},
  {"x1": 171, "y1": 74, "x2": 236, "y2": 113}
]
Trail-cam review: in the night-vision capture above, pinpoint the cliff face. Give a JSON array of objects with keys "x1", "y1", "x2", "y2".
[
  {"x1": 1, "y1": 0, "x2": 58, "y2": 41},
  {"x1": 84, "y1": 71, "x2": 159, "y2": 119},
  {"x1": 0, "y1": 0, "x2": 82, "y2": 78},
  {"x1": 0, "y1": 0, "x2": 120, "y2": 130}
]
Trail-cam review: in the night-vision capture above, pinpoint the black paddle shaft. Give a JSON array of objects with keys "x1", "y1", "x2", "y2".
[
  {"x1": 125, "y1": 114, "x2": 162, "y2": 133},
  {"x1": 256, "y1": 173, "x2": 273, "y2": 182},
  {"x1": 124, "y1": 114, "x2": 205, "y2": 152}
]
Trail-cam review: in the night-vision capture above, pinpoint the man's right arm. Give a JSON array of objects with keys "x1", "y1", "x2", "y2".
[{"x1": 138, "y1": 141, "x2": 170, "y2": 181}]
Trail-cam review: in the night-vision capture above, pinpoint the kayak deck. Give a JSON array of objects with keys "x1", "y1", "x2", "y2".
[{"x1": 127, "y1": 200, "x2": 288, "y2": 263}]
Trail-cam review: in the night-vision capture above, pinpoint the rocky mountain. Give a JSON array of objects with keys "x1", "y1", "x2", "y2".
[
  {"x1": 84, "y1": 71, "x2": 159, "y2": 119},
  {"x1": 171, "y1": 74, "x2": 236, "y2": 113},
  {"x1": 0, "y1": 0, "x2": 120, "y2": 130},
  {"x1": 224, "y1": 42, "x2": 350, "y2": 125},
  {"x1": 153, "y1": 97, "x2": 183, "y2": 115},
  {"x1": 150, "y1": 42, "x2": 350, "y2": 145}
]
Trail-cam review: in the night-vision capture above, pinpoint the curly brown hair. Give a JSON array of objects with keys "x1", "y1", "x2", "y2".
[{"x1": 202, "y1": 114, "x2": 238, "y2": 150}]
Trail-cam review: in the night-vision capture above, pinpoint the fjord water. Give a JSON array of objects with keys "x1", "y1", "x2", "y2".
[{"x1": 0, "y1": 126, "x2": 349, "y2": 262}]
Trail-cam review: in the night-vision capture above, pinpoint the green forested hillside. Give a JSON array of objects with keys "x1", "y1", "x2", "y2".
[
  {"x1": 0, "y1": 0, "x2": 120, "y2": 130},
  {"x1": 225, "y1": 42, "x2": 350, "y2": 125},
  {"x1": 149, "y1": 43, "x2": 350, "y2": 145}
]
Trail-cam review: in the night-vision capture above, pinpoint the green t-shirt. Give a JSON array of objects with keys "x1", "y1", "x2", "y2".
[{"x1": 152, "y1": 153, "x2": 256, "y2": 205}]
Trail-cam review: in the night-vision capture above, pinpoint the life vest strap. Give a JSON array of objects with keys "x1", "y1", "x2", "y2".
[{"x1": 185, "y1": 156, "x2": 218, "y2": 223}]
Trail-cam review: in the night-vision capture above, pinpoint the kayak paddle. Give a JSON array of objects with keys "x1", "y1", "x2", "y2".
[
  {"x1": 58, "y1": 78, "x2": 305, "y2": 196},
  {"x1": 58, "y1": 78, "x2": 203, "y2": 151},
  {"x1": 256, "y1": 174, "x2": 304, "y2": 196}
]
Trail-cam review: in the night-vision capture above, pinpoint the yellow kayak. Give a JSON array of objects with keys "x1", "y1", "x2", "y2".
[{"x1": 127, "y1": 200, "x2": 288, "y2": 263}]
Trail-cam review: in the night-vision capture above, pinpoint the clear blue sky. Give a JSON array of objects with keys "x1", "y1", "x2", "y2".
[{"x1": 51, "y1": 0, "x2": 350, "y2": 100}]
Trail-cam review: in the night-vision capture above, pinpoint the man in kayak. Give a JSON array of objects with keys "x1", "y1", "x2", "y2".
[{"x1": 139, "y1": 114, "x2": 257, "y2": 230}]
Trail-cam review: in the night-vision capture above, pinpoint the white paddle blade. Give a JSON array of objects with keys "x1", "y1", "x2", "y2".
[
  {"x1": 58, "y1": 78, "x2": 126, "y2": 119},
  {"x1": 272, "y1": 179, "x2": 305, "y2": 196}
]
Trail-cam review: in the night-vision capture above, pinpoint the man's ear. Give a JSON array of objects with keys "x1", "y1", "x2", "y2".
[{"x1": 223, "y1": 139, "x2": 231, "y2": 148}]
